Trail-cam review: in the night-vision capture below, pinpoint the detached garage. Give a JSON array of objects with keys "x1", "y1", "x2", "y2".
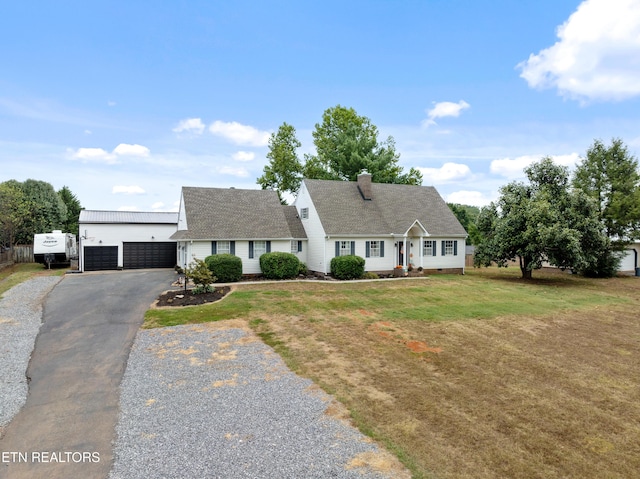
[{"x1": 79, "y1": 210, "x2": 178, "y2": 272}]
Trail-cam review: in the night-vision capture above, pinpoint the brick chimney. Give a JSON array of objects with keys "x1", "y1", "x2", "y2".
[{"x1": 357, "y1": 171, "x2": 372, "y2": 200}]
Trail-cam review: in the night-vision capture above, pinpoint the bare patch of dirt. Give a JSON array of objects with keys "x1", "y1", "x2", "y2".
[{"x1": 154, "y1": 286, "x2": 230, "y2": 307}]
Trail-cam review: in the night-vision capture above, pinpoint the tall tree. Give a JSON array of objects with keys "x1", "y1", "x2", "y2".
[
  {"x1": 572, "y1": 138, "x2": 640, "y2": 244},
  {"x1": 58, "y1": 185, "x2": 83, "y2": 235},
  {"x1": 448, "y1": 203, "x2": 481, "y2": 245},
  {"x1": 305, "y1": 105, "x2": 422, "y2": 184},
  {"x1": 0, "y1": 181, "x2": 29, "y2": 248},
  {"x1": 257, "y1": 123, "x2": 303, "y2": 204},
  {"x1": 474, "y1": 158, "x2": 610, "y2": 279}
]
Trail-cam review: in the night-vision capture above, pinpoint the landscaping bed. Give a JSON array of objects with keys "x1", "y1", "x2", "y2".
[{"x1": 155, "y1": 286, "x2": 230, "y2": 307}]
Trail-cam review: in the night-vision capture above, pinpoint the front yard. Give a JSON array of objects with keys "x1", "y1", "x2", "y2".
[{"x1": 145, "y1": 268, "x2": 640, "y2": 479}]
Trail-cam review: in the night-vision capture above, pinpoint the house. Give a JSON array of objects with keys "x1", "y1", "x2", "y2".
[
  {"x1": 293, "y1": 173, "x2": 467, "y2": 274},
  {"x1": 79, "y1": 210, "x2": 179, "y2": 271},
  {"x1": 170, "y1": 187, "x2": 307, "y2": 274}
]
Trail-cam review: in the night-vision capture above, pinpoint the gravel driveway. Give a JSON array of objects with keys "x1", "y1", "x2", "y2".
[{"x1": 1, "y1": 275, "x2": 409, "y2": 479}]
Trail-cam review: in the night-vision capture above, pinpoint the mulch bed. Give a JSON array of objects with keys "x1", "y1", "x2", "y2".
[{"x1": 155, "y1": 286, "x2": 231, "y2": 307}]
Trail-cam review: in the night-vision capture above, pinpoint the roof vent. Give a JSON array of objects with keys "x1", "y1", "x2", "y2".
[{"x1": 357, "y1": 172, "x2": 372, "y2": 200}]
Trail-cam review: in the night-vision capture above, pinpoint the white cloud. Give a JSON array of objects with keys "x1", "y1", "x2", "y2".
[
  {"x1": 68, "y1": 147, "x2": 117, "y2": 164},
  {"x1": 518, "y1": 0, "x2": 640, "y2": 101},
  {"x1": 209, "y1": 120, "x2": 270, "y2": 146},
  {"x1": 218, "y1": 165, "x2": 250, "y2": 177},
  {"x1": 151, "y1": 202, "x2": 165, "y2": 209},
  {"x1": 417, "y1": 162, "x2": 472, "y2": 182},
  {"x1": 446, "y1": 190, "x2": 494, "y2": 207},
  {"x1": 113, "y1": 143, "x2": 150, "y2": 157},
  {"x1": 112, "y1": 185, "x2": 146, "y2": 195},
  {"x1": 173, "y1": 118, "x2": 205, "y2": 135},
  {"x1": 117, "y1": 206, "x2": 139, "y2": 211},
  {"x1": 422, "y1": 100, "x2": 470, "y2": 127},
  {"x1": 490, "y1": 153, "x2": 580, "y2": 178},
  {"x1": 232, "y1": 151, "x2": 255, "y2": 162}
]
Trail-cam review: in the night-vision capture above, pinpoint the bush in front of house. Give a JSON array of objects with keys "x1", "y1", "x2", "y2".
[
  {"x1": 259, "y1": 252, "x2": 301, "y2": 279},
  {"x1": 330, "y1": 255, "x2": 365, "y2": 280},
  {"x1": 205, "y1": 254, "x2": 243, "y2": 282},
  {"x1": 185, "y1": 258, "x2": 217, "y2": 293}
]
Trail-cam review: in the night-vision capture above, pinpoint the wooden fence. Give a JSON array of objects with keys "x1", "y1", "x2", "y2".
[{"x1": 0, "y1": 245, "x2": 35, "y2": 268}]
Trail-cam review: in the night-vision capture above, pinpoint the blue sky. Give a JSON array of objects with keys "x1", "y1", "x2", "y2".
[{"x1": 2, "y1": 0, "x2": 640, "y2": 212}]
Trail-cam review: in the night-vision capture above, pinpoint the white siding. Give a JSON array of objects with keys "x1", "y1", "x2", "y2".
[
  {"x1": 79, "y1": 222, "x2": 177, "y2": 271},
  {"x1": 294, "y1": 183, "x2": 328, "y2": 273}
]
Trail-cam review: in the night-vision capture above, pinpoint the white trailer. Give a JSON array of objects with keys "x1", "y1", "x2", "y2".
[{"x1": 34, "y1": 230, "x2": 78, "y2": 267}]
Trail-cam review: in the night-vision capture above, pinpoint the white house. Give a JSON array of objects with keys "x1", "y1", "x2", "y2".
[
  {"x1": 79, "y1": 210, "x2": 178, "y2": 271},
  {"x1": 170, "y1": 187, "x2": 308, "y2": 275},
  {"x1": 294, "y1": 173, "x2": 467, "y2": 274}
]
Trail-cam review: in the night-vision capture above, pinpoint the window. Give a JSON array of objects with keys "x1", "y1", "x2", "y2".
[
  {"x1": 442, "y1": 240, "x2": 457, "y2": 256},
  {"x1": 253, "y1": 240, "x2": 267, "y2": 257},
  {"x1": 339, "y1": 241, "x2": 351, "y2": 256},
  {"x1": 291, "y1": 240, "x2": 302, "y2": 254},
  {"x1": 217, "y1": 241, "x2": 230, "y2": 255},
  {"x1": 366, "y1": 240, "x2": 383, "y2": 258},
  {"x1": 301, "y1": 208, "x2": 309, "y2": 219},
  {"x1": 423, "y1": 240, "x2": 436, "y2": 256}
]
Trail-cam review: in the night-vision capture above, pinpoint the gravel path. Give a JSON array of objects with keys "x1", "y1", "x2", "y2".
[
  {"x1": 109, "y1": 321, "x2": 409, "y2": 479},
  {"x1": 0, "y1": 275, "x2": 63, "y2": 429}
]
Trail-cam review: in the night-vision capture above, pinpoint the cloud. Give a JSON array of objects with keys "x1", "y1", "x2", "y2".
[
  {"x1": 68, "y1": 147, "x2": 117, "y2": 164},
  {"x1": 417, "y1": 162, "x2": 472, "y2": 182},
  {"x1": 68, "y1": 143, "x2": 151, "y2": 163},
  {"x1": 209, "y1": 120, "x2": 270, "y2": 146},
  {"x1": 218, "y1": 165, "x2": 250, "y2": 177},
  {"x1": 491, "y1": 153, "x2": 580, "y2": 178},
  {"x1": 117, "y1": 206, "x2": 139, "y2": 211},
  {"x1": 113, "y1": 143, "x2": 150, "y2": 157},
  {"x1": 446, "y1": 190, "x2": 494, "y2": 207},
  {"x1": 112, "y1": 185, "x2": 146, "y2": 195},
  {"x1": 232, "y1": 151, "x2": 255, "y2": 162},
  {"x1": 422, "y1": 100, "x2": 470, "y2": 127},
  {"x1": 517, "y1": 0, "x2": 640, "y2": 101},
  {"x1": 173, "y1": 118, "x2": 205, "y2": 135}
]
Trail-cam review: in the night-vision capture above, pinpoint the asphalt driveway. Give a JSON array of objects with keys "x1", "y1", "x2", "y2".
[{"x1": 0, "y1": 269, "x2": 175, "y2": 479}]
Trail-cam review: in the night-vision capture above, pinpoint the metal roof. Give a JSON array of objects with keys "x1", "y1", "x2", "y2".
[{"x1": 79, "y1": 210, "x2": 179, "y2": 224}]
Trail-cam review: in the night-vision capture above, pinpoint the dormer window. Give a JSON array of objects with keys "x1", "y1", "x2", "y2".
[{"x1": 301, "y1": 208, "x2": 309, "y2": 219}]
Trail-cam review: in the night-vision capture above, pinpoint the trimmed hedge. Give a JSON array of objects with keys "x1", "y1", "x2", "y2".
[
  {"x1": 259, "y1": 252, "x2": 300, "y2": 280},
  {"x1": 205, "y1": 254, "x2": 243, "y2": 282},
  {"x1": 330, "y1": 255, "x2": 365, "y2": 280}
]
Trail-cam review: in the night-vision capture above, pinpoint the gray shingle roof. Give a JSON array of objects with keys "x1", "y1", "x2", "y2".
[
  {"x1": 79, "y1": 210, "x2": 179, "y2": 224},
  {"x1": 303, "y1": 179, "x2": 467, "y2": 236},
  {"x1": 175, "y1": 187, "x2": 304, "y2": 240}
]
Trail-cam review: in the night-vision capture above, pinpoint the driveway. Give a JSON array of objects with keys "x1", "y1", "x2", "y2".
[{"x1": 0, "y1": 269, "x2": 175, "y2": 479}]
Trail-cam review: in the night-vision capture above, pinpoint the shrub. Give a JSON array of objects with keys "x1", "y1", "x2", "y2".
[
  {"x1": 185, "y1": 258, "x2": 216, "y2": 294},
  {"x1": 362, "y1": 272, "x2": 379, "y2": 280},
  {"x1": 298, "y1": 261, "x2": 308, "y2": 276},
  {"x1": 205, "y1": 254, "x2": 243, "y2": 282},
  {"x1": 330, "y1": 255, "x2": 365, "y2": 280},
  {"x1": 259, "y1": 252, "x2": 300, "y2": 279}
]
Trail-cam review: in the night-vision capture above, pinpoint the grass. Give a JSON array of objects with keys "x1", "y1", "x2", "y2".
[
  {"x1": 0, "y1": 263, "x2": 62, "y2": 298},
  {"x1": 144, "y1": 267, "x2": 640, "y2": 478}
]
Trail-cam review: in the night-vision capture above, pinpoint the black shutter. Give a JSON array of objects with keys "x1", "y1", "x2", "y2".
[
  {"x1": 266, "y1": 241, "x2": 271, "y2": 253},
  {"x1": 365, "y1": 241, "x2": 370, "y2": 258},
  {"x1": 211, "y1": 241, "x2": 217, "y2": 255},
  {"x1": 380, "y1": 241, "x2": 384, "y2": 258},
  {"x1": 297, "y1": 240, "x2": 302, "y2": 252},
  {"x1": 249, "y1": 241, "x2": 254, "y2": 259},
  {"x1": 433, "y1": 241, "x2": 437, "y2": 256},
  {"x1": 230, "y1": 241, "x2": 235, "y2": 255},
  {"x1": 454, "y1": 240, "x2": 458, "y2": 256},
  {"x1": 335, "y1": 241, "x2": 340, "y2": 257},
  {"x1": 441, "y1": 241, "x2": 445, "y2": 256},
  {"x1": 350, "y1": 241, "x2": 355, "y2": 255}
]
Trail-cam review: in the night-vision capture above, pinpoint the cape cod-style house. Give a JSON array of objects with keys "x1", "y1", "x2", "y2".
[{"x1": 171, "y1": 173, "x2": 467, "y2": 275}]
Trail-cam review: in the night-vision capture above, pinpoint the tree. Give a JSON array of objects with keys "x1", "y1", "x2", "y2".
[
  {"x1": 306, "y1": 105, "x2": 422, "y2": 184},
  {"x1": 58, "y1": 186, "x2": 83, "y2": 236},
  {"x1": 0, "y1": 181, "x2": 29, "y2": 249},
  {"x1": 572, "y1": 138, "x2": 640, "y2": 245},
  {"x1": 258, "y1": 106, "x2": 422, "y2": 200},
  {"x1": 257, "y1": 123, "x2": 303, "y2": 204},
  {"x1": 474, "y1": 157, "x2": 609, "y2": 279},
  {"x1": 448, "y1": 203, "x2": 481, "y2": 245},
  {"x1": 16, "y1": 179, "x2": 68, "y2": 244}
]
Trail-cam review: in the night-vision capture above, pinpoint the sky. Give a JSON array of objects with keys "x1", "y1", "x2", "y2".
[{"x1": 2, "y1": 0, "x2": 640, "y2": 212}]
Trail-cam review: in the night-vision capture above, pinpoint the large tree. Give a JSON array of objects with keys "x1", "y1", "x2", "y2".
[
  {"x1": 0, "y1": 181, "x2": 29, "y2": 248},
  {"x1": 474, "y1": 158, "x2": 610, "y2": 279},
  {"x1": 58, "y1": 185, "x2": 83, "y2": 236},
  {"x1": 257, "y1": 122, "x2": 303, "y2": 204},
  {"x1": 258, "y1": 106, "x2": 422, "y2": 201},
  {"x1": 572, "y1": 138, "x2": 640, "y2": 245}
]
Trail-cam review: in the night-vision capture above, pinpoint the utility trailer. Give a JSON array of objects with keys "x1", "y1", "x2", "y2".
[{"x1": 33, "y1": 230, "x2": 78, "y2": 267}]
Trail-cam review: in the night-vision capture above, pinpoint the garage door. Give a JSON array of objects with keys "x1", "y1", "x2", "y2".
[
  {"x1": 84, "y1": 246, "x2": 118, "y2": 271},
  {"x1": 123, "y1": 242, "x2": 176, "y2": 269}
]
